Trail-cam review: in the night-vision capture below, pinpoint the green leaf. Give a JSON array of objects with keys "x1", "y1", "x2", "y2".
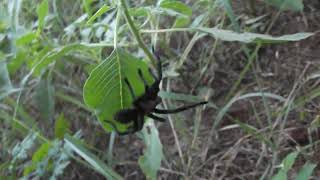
[
  {"x1": 36, "y1": 0, "x2": 49, "y2": 35},
  {"x1": 138, "y1": 120, "x2": 163, "y2": 180},
  {"x1": 282, "y1": 152, "x2": 299, "y2": 171},
  {"x1": 233, "y1": 119, "x2": 275, "y2": 149},
  {"x1": 24, "y1": 142, "x2": 51, "y2": 175},
  {"x1": 8, "y1": 50, "x2": 27, "y2": 75},
  {"x1": 265, "y1": 0, "x2": 303, "y2": 11},
  {"x1": 64, "y1": 135, "x2": 123, "y2": 180},
  {"x1": 32, "y1": 142, "x2": 51, "y2": 163},
  {"x1": 160, "y1": 0, "x2": 192, "y2": 27},
  {"x1": 295, "y1": 162, "x2": 317, "y2": 180},
  {"x1": 83, "y1": 48, "x2": 153, "y2": 133},
  {"x1": 272, "y1": 151, "x2": 299, "y2": 180},
  {"x1": 198, "y1": 28, "x2": 314, "y2": 43},
  {"x1": 173, "y1": 17, "x2": 190, "y2": 28},
  {"x1": 129, "y1": 7, "x2": 149, "y2": 17},
  {"x1": 87, "y1": 5, "x2": 111, "y2": 24},
  {"x1": 217, "y1": 0, "x2": 240, "y2": 31},
  {"x1": 272, "y1": 170, "x2": 287, "y2": 180},
  {"x1": 32, "y1": 43, "x2": 106, "y2": 76},
  {"x1": 35, "y1": 73, "x2": 55, "y2": 121},
  {"x1": 160, "y1": 0, "x2": 192, "y2": 17},
  {"x1": 55, "y1": 113, "x2": 70, "y2": 139},
  {"x1": 0, "y1": 61, "x2": 12, "y2": 93},
  {"x1": 15, "y1": 32, "x2": 37, "y2": 45},
  {"x1": 82, "y1": 0, "x2": 94, "y2": 16}
]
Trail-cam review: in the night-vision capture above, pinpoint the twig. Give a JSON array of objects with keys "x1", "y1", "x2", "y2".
[{"x1": 119, "y1": 0, "x2": 157, "y2": 68}]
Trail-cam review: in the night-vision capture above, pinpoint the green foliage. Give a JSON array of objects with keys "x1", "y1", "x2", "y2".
[
  {"x1": 36, "y1": 0, "x2": 48, "y2": 35},
  {"x1": 264, "y1": 0, "x2": 303, "y2": 11},
  {"x1": 272, "y1": 152, "x2": 316, "y2": 180},
  {"x1": 83, "y1": 48, "x2": 153, "y2": 133},
  {"x1": 0, "y1": 0, "x2": 317, "y2": 179},
  {"x1": 23, "y1": 142, "x2": 51, "y2": 176},
  {"x1": 198, "y1": 28, "x2": 313, "y2": 43},
  {"x1": 23, "y1": 141, "x2": 71, "y2": 180},
  {"x1": 10, "y1": 133, "x2": 37, "y2": 163},
  {"x1": 159, "y1": 0, "x2": 192, "y2": 28},
  {"x1": 64, "y1": 135, "x2": 123, "y2": 180},
  {"x1": 86, "y1": 5, "x2": 111, "y2": 24},
  {"x1": 34, "y1": 73, "x2": 55, "y2": 121},
  {"x1": 295, "y1": 163, "x2": 317, "y2": 180},
  {"x1": 138, "y1": 120, "x2": 163, "y2": 180},
  {"x1": 0, "y1": 61, "x2": 12, "y2": 93},
  {"x1": 217, "y1": 0, "x2": 240, "y2": 31},
  {"x1": 54, "y1": 114, "x2": 70, "y2": 139}
]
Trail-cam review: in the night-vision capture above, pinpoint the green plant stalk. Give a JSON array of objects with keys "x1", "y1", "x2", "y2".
[
  {"x1": 119, "y1": 0, "x2": 157, "y2": 68},
  {"x1": 225, "y1": 43, "x2": 261, "y2": 101}
]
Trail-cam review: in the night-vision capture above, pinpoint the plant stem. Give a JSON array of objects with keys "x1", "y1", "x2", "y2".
[
  {"x1": 119, "y1": 0, "x2": 157, "y2": 68},
  {"x1": 225, "y1": 43, "x2": 261, "y2": 101}
]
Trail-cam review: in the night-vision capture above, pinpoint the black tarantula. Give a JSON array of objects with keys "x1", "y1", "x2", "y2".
[{"x1": 111, "y1": 50, "x2": 208, "y2": 135}]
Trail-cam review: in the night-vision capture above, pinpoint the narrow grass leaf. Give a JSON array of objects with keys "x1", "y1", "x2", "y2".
[
  {"x1": 64, "y1": 135, "x2": 123, "y2": 180},
  {"x1": 0, "y1": 60, "x2": 13, "y2": 94},
  {"x1": 265, "y1": 0, "x2": 303, "y2": 11},
  {"x1": 36, "y1": 0, "x2": 48, "y2": 35},
  {"x1": 217, "y1": 0, "x2": 240, "y2": 31},
  {"x1": 159, "y1": 91, "x2": 205, "y2": 103},
  {"x1": 55, "y1": 113, "x2": 70, "y2": 139},
  {"x1": 16, "y1": 32, "x2": 37, "y2": 45},
  {"x1": 214, "y1": 92, "x2": 286, "y2": 129},
  {"x1": 160, "y1": 0, "x2": 192, "y2": 16},
  {"x1": 233, "y1": 119, "x2": 275, "y2": 149},
  {"x1": 199, "y1": 28, "x2": 313, "y2": 43},
  {"x1": 35, "y1": 74, "x2": 55, "y2": 121},
  {"x1": 32, "y1": 43, "x2": 115, "y2": 76},
  {"x1": 82, "y1": 0, "x2": 93, "y2": 16},
  {"x1": 143, "y1": 28, "x2": 313, "y2": 44},
  {"x1": 0, "y1": 88, "x2": 21, "y2": 101},
  {"x1": 8, "y1": 50, "x2": 27, "y2": 75},
  {"x1": 159, "y1": 0, "x2": 192, "y2": 27},
  {"x1": 87, "y1": 5, "x2": 110, "y2": 24},
  {"x1": 33, "y1": 44, "x2": 92, "y2": 76}
]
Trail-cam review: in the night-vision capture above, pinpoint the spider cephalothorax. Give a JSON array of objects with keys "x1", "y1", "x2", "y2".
[{"x1": 111, "y1": 50, "x2": 207, "y2": 135}]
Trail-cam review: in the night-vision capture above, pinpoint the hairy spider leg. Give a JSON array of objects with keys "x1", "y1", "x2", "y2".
[
  {"x1": 148, "y1": 68, "x2": 160, "y2": 84},
  {"x1": 153, "y1": 101, "x2": 208, "y2": 114},
  {"x1": 147, "y1": 114, "x2": 166, "y2": 122},
  {"x1": 124, "y1": 77, "x2": 135, "y2": 99},
  {"x1": 138, "y1": 69, "x2": 148, "y2": 90},
  {"x1": 136, "y1": 113, "x2": 145, "y2": 131},
  {"x1": 152, "y1": 47, "x2": 162, "y2": 80}
]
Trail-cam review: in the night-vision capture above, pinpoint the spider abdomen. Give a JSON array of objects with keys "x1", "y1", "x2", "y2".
[
  {"x1": 134, "y1": 96, "x2": 161, "y2": 114},
  {"x1": 114, "y1": 109, "x2": 139, "y2": 124}
]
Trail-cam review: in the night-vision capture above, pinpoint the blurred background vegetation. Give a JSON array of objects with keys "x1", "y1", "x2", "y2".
[{"x1": 0, "y1": 0, "x2": 319, "y2": 179}]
